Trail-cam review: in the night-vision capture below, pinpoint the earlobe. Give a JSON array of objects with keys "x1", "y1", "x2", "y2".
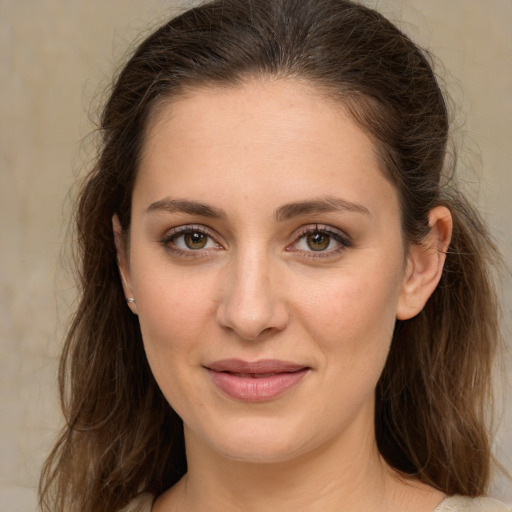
[
  {"x1": 396, "y1": 206, "x2": 453, "y2": 320},
  {"x1": 113, "y1": 214, "x2": 137, "y2": 314}
]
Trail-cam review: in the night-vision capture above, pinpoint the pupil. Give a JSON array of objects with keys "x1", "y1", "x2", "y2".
[
  {"x1": 307, "y1": 232, "x2": 329, "y2": 251},
  {"x1": 185, "y1": 232, "x2": 207, "y2": 249}
]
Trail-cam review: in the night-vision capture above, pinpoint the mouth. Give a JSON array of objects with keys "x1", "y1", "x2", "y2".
[{"x1": 204, "y1": 359, "x2": 310, "y2": 402}]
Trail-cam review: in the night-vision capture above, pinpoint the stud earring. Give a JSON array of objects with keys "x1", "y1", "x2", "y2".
[{"x1": 126, "y1": 297, "x2": 136, "y2": 303}]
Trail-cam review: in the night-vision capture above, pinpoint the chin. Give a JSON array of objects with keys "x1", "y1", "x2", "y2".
[{"x1": 189, "y1": 416, "x2": 318, "y2": 465}]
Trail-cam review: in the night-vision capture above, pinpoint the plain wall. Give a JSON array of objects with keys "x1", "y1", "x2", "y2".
[{"x1": 1, "y1": 1, "x2": 511, "y2": 510}]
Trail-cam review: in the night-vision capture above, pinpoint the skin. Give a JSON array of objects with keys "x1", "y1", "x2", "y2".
[{"x1": 115, "y1": 78, "x2": 452, "y2": 512}]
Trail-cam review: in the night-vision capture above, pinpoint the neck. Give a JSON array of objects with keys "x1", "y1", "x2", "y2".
[
  {"x1": 154, "y1": 409, "x2": 443, "y2": 512},
  {"x1": 188, "y1": 427, "x2": 383, "y2": 512}
]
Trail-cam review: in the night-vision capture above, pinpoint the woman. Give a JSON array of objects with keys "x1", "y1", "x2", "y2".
[{"x1": 39, "y1": 0, "x2": 510, "y2": 511}]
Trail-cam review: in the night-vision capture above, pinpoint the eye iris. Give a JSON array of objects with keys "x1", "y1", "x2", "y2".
[
  {"x1": 307, "y1": 231, "x2": 330, "y2": 251},
  {"x1": 184, "y1": 232, "x2": 208, "y2": 249}
]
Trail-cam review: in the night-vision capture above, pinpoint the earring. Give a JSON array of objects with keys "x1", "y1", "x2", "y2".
[{"x1": 126, "y1": 297, "x2": 136, "y2": 303}]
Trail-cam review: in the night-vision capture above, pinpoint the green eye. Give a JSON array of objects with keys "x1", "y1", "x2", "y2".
[
  {"x1": 184, "y1": 232, "x2": 208, "y2": 249},
  {"x1": 306, "y1": 231, "x2": 331, "y2": 251}
]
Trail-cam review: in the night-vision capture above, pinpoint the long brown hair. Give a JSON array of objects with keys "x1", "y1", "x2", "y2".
[{"x1": 40, "y1": 1, "x2": 503, "y2": 510}]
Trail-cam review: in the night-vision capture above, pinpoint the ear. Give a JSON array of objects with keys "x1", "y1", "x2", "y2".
[
  {"x1": 396, "y1": 206, "x2": 453, "y2": 320},
  {"x1": 113, "y1": 214, "x2": 137, "y2": 314}
]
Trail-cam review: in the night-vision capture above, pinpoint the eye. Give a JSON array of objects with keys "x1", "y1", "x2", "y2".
[
  {"x1": 161, "y1": 226, "x2": 222, "y2": 254},
  {"x1": 288, "y1": 225, "x2": 351, "y2": 256},
  {"x1": 302, "y1": 231, "x2": 332, "y2": 251},
  {"x1": 180, "y1": 231, "x2": 210, "y2": 250}
]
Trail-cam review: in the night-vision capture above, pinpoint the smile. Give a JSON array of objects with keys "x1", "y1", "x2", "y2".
[{"x1": 205, "y1": 359, "x2": 310, "y2": 402}]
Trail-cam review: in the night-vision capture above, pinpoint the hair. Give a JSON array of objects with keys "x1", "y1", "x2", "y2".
[{"x1": 40, "y1": 1, "x2": 503, "y2": 511}]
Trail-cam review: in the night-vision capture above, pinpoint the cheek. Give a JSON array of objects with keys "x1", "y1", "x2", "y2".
[
  {"x1": 130, "y1": 259, "x2": 219, "y2": 389},
  {"x1": 137, "y1": 283, "x2": 212, "y2": 352},
  {"x1": 294, "y1": 265, "x2": 401, "y2": 366},
  {"x1": 134, "y1": 279, "x2": 214, "y2": 416}
]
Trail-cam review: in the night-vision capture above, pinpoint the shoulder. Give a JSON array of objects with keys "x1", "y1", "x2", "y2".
[
  {"x1": 434, "y1": 496, "x2": 511, "y2": 512},
  {"x1": 117, "y1": 493, "x2": 154, "y2": 512}
]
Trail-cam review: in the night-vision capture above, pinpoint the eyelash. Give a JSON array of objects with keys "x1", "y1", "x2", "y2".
[
  {"x1": 160, "y1": 225, "x2": 223, "y2": 258},
  {"x1": 160, "y1": 224, "x2": 352, "y2": 259},
  {"x1": 289, "y1": 224, "x2": 352, "y2": 259}
]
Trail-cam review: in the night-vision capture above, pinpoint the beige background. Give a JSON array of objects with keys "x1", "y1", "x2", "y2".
[{"x1": 1, "y1": 1, "x2": 511, "y2": 510}]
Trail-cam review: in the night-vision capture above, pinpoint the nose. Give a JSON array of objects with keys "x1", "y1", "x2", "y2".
[{"x1": 216, "y1": 250, "x2": 289, "y2": 341}]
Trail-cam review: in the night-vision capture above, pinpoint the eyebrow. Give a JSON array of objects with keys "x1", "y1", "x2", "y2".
[
  {"x1": 274, "y1": 196, "x2": 371, "y2": 222},
  {"x1": 145, "y1": 195, "x2": 370, "y2": 221},
  {"x1": 145, "y1": 198, "x2": 227, "y2": 219}
]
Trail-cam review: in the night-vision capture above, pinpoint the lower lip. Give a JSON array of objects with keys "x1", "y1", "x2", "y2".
[{"x1": 207, "y1": 369, "x2": 309, "y2": 402}]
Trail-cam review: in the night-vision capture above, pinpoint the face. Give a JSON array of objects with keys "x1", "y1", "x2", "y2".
[{"x1": 118, "y1": 79, "x2": 414, "y2": 464}]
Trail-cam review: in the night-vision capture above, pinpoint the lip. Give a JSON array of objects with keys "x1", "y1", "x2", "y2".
[{"x1": 205, "y1": 359, "x2": 310, "y2": 402}]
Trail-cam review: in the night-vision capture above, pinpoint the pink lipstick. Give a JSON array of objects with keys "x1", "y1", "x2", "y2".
[{"x1": 205, "y1": 359, "x2": 309, "y2": 402}]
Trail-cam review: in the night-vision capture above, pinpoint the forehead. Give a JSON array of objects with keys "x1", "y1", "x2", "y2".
[
  {"x1": 142, "y1": 78, "x2": 379, "y2": 162},
  {"x1": 135, "y1": 79, "x2": 397, "y2": 217}
]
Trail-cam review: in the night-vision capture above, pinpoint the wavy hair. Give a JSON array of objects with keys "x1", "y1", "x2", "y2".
[{"x1": 40, "y1": 1, "x2": 502, "y2": 510}]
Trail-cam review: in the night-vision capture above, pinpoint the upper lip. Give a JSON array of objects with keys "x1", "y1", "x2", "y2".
[{"x1": 205, "y1": 359, "x2": 308, "y2": 374}]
